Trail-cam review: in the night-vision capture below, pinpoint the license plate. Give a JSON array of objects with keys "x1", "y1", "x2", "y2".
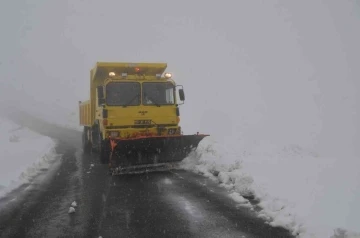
[{"x1": 134, "y1": 120, "x2": 152, "y2": 125}]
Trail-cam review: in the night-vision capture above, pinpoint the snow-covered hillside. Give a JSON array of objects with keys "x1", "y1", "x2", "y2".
[
  {"x1": 182, "y1": 137, "x2": 360, "y2": 238},
  {"x1": 0, "y1": 117, "x2": 58, "y2": 198}
]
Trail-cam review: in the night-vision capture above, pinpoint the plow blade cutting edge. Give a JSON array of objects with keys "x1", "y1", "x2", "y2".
[{"x1": 109, "y1": 134, "x2": 208, "y2": 175}]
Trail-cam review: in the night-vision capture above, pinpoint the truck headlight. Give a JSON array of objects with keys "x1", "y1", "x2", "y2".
[
  {"x1": 168, "y1": 128, "x2": 176, "y2": 135},
  {"x1": 109, "y1": 131, "x2": 120, "y2": 138}
]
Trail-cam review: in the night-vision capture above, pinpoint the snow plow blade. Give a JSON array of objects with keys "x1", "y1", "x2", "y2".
[
  {"x1": 111, "y1": 163, "x2": 179, "y2": 175},
  {"x1": 109, "y1": 134, "x2": 208, "y2": 175}
]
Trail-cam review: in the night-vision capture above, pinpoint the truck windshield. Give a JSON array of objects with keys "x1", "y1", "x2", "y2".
[
  {"x1": 142, "y1": 82, "x2": 175, "y2": 106},
  {"x1": 106, "y1": 82, "x2": 141, "y2": 106}
]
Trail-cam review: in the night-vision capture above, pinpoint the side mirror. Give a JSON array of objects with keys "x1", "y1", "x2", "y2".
[
  {"x1": 179, "y1": 89, "x2": 185, "y2": 101},
  {"x1": 97, "y1": 86, "x2": 105, "y2": 106}
]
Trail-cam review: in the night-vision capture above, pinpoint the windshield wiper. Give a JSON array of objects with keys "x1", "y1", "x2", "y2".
[
  {"x1": 122, "y1": 94, "x2": 140, "y2": 108},
  {"x1": 144, "y1": 93, "x2": 161, "y2": 107}
]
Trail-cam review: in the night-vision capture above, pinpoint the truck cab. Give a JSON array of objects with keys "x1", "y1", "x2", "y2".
[{"x1": 93, "y1": 63, "x2": 185, "y2": 140}]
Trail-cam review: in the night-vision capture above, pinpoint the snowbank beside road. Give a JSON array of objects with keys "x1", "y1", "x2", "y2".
[
  {"x1": 181, "y1": 137, "x2": 360, "y2": 238},
  {"x1": 0, "y1": 117, "x2": 57, "y2": 198}
]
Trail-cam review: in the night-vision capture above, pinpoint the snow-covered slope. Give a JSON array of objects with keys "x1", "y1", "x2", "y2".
[
  {"x1": 0, "y1": 117, "x2": 58, "y2": 198},
  {"x1": 181, "y1": 137, "x2": 360, "y2": 238}
]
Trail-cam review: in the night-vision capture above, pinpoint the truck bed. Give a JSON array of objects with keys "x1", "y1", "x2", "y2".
[{"x1": 79, "y1": 100, "x2": 91, "y2": 126}]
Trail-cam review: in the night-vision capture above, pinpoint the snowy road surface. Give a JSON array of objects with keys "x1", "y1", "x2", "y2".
[
  {"x1": 0, "y1": 113, "x2": 293, "y2": 238},
  {"x1": 0, "y1": 144, "x2": 293, "y2": 238}
]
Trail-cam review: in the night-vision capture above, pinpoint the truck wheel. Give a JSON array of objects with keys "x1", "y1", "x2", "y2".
[
  {"x1": 82, "y1": 127, "x2": 91, "y2": 154},
  {"x1": 99, "y1": 139, "x2": 110, "y2": 164}
]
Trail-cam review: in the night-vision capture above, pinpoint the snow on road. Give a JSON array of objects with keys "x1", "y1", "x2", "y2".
[
  {"x1": 182, "y1": 137, "x2": 360, "y2": 238},
  {"x1": 0, "y1": 117, "x2": 57, "y2": 198}
]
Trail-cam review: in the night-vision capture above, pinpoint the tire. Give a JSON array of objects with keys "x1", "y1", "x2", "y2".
[
  {"x1": 91, "y1": 123, "x2": 110, "y2": 164},
  {"x1": 99, "y1": 138, "x2": 110, "y2": 164},
  {"x1": 82, "y1": 127, "x2": 91, "y2": 154}
]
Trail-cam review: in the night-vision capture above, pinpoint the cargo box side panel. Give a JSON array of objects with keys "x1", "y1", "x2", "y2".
[{"x1": 79, "y1": 100, "x2": 92, "y2": 126}]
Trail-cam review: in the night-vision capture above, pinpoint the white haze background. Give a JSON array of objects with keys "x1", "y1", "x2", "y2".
[
  {"x1": 0, "y1": 0, "x2": 359, "y2": 237},
  {"x1": 1, "y1": 0, "x2": 359, "y2": 157}
]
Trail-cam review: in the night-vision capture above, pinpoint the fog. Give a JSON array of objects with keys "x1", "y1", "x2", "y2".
[{"x1": 1, "y1": 0, "x2": 359, "y2": 157}]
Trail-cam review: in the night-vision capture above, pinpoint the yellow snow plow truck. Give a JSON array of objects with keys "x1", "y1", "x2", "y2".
[{"x1": 79, "y1": 62, "x2": 208, "y2": 175}]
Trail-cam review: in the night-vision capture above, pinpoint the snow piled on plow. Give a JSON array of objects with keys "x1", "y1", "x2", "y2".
[
  {"x1": 0, "y1": 117, "x2": 57, "y2": 198},
  {"x1": 181, "y1": 137, "x2": 360, "y2": 238}
]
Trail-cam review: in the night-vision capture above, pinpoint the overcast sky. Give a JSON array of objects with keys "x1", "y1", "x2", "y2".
[{"x1": 1, "y1": 0, "x2": 359, "y2": 157}]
